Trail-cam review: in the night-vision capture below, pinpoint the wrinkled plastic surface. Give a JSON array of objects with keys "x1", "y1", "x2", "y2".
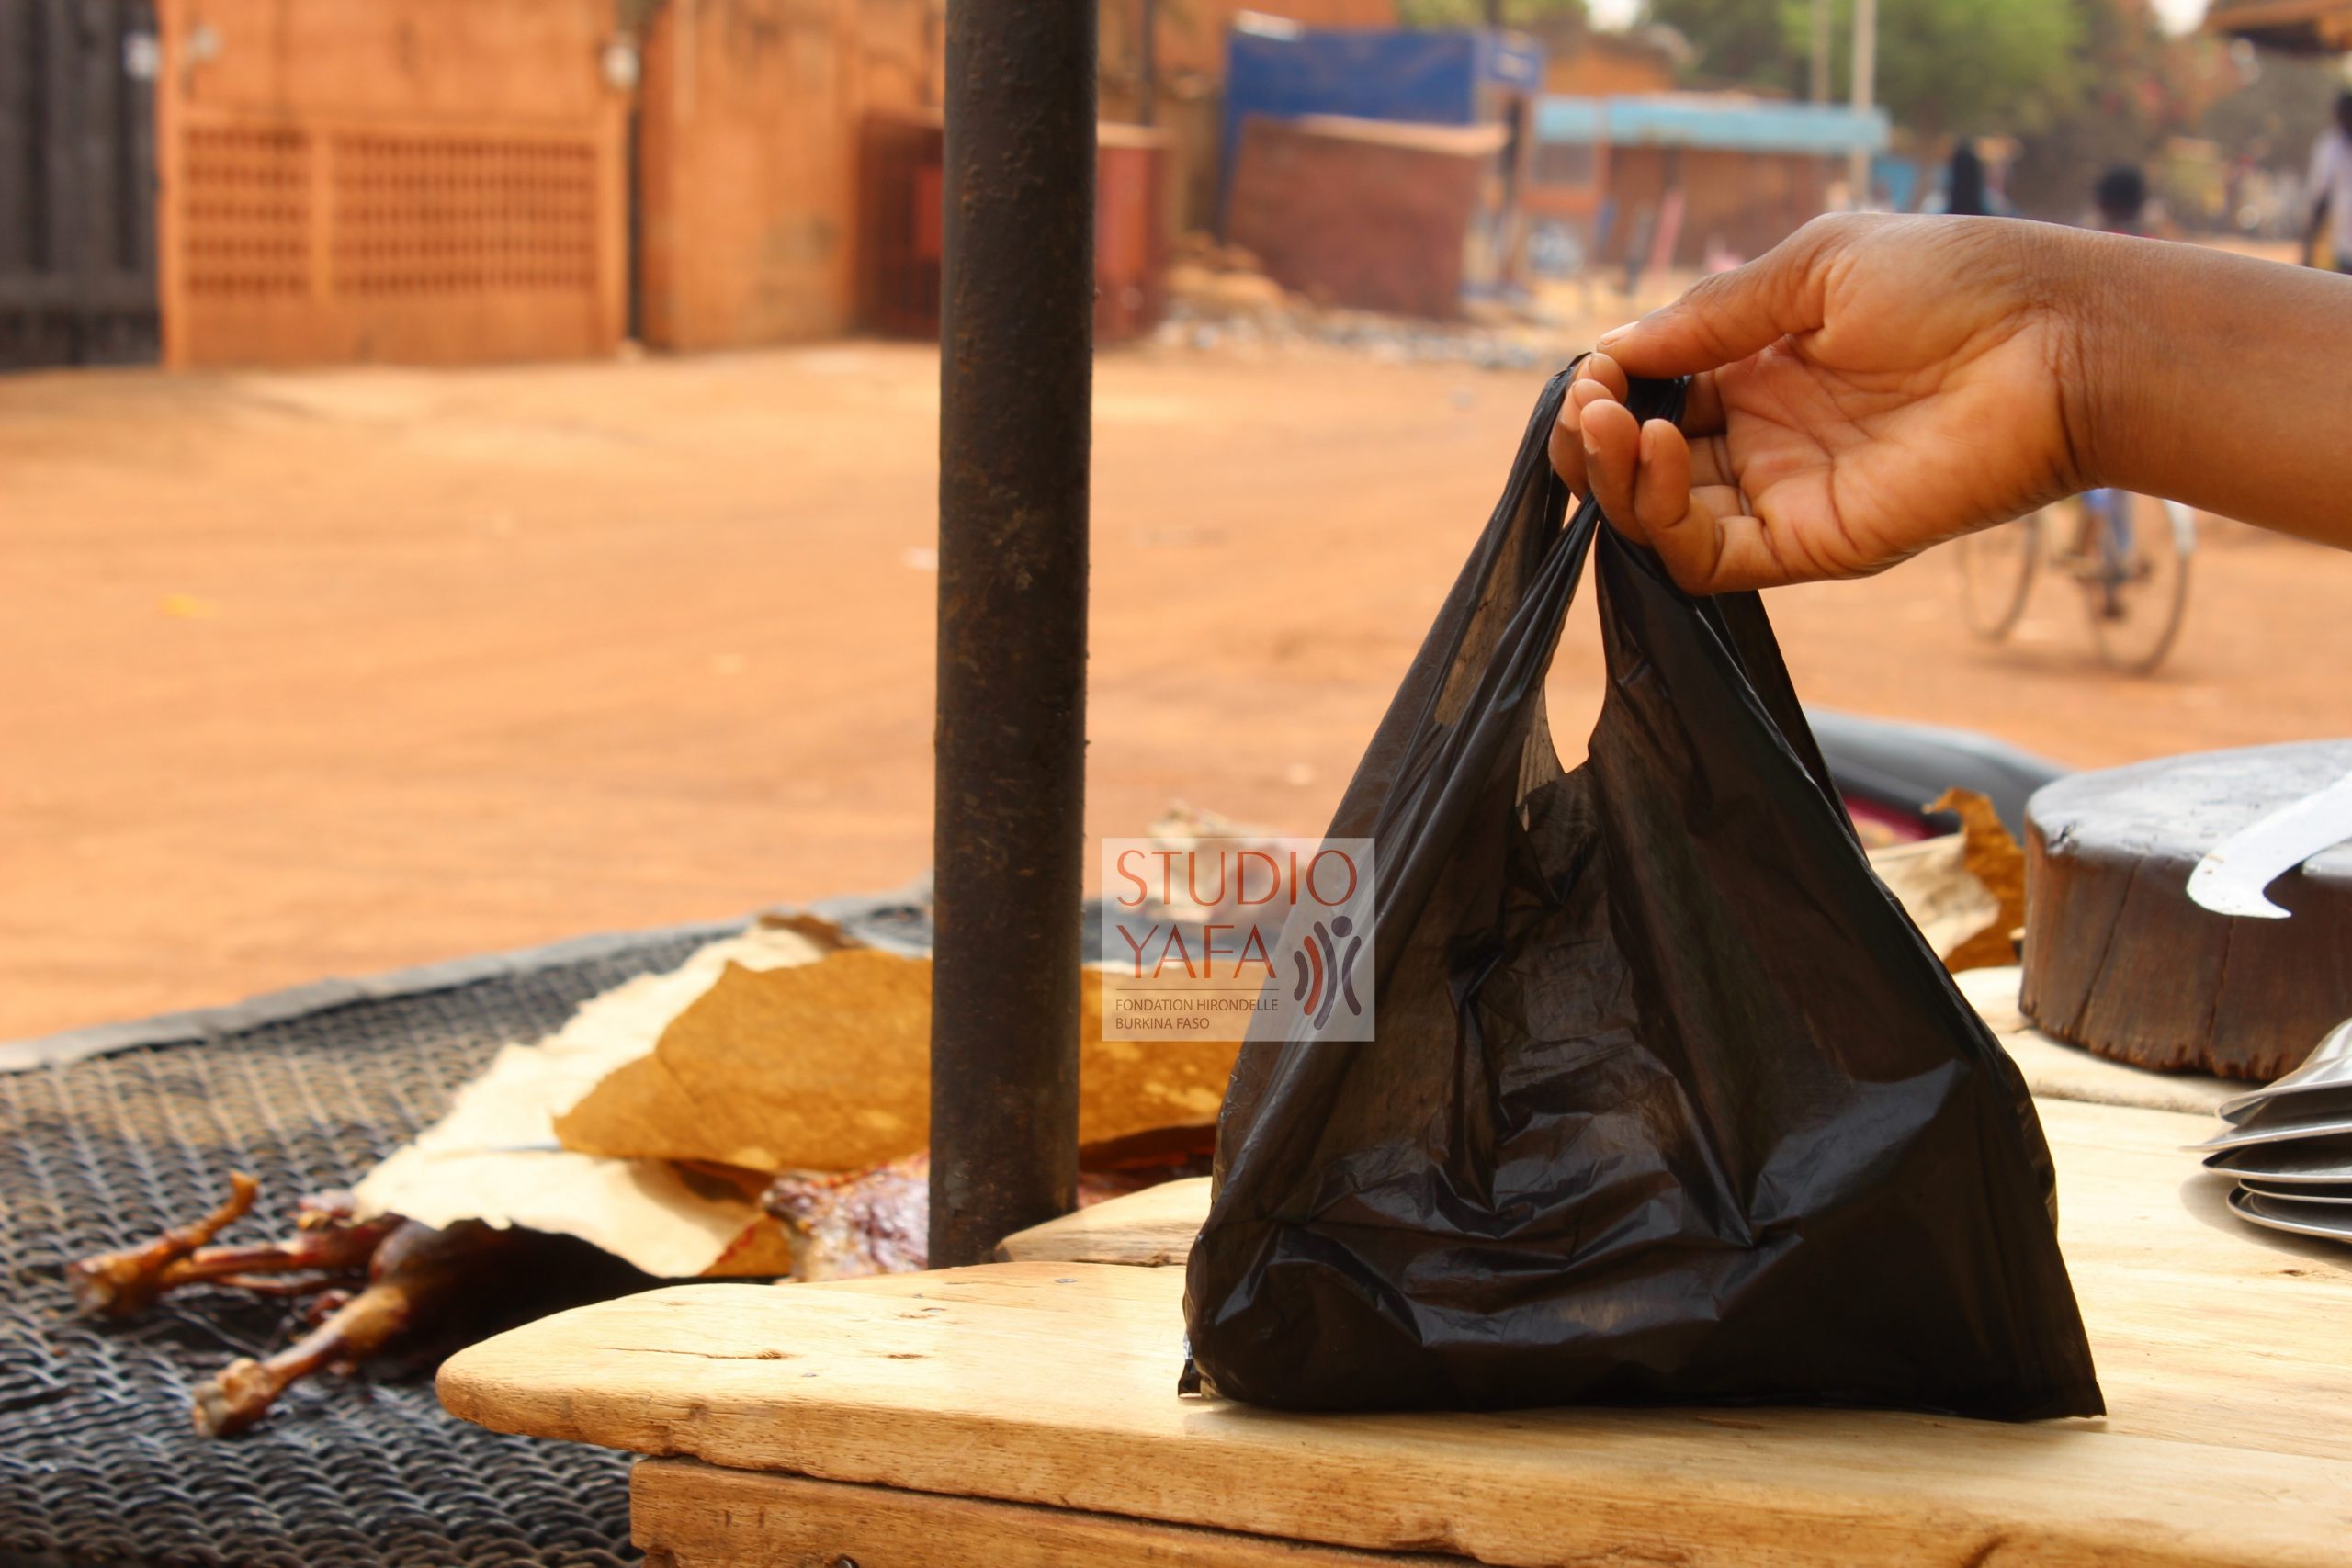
[{"x1": 1182, "y1": 369, "x2": 2103, "y2": 1421}]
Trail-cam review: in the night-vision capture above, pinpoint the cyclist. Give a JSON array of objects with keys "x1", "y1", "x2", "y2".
[
  {"x1": 1548, "y1": 214, "x2": 2352, "y2": 594},
  {"x1": 2303, "y1": 90, "x2": 2352, "y2": 272}
]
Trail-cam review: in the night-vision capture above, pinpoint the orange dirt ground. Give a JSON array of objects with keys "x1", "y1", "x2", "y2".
[{"x1": 7, "y1": 340, "x2": 2351, "y2": 1038}]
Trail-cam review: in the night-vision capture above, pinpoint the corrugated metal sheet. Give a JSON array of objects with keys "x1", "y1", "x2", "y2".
[{"x1": 1536, "y1": 94, "x2": 1890, "y2": 157}]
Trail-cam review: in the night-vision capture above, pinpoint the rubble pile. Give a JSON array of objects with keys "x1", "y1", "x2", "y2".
[{"x1": 1156, "y1": 232, "x2": 1592, "y2": 372}]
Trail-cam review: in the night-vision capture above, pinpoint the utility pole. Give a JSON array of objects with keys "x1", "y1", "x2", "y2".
[
  {"x1": 930, "y1": 0, "x2": 1094, "y2": 1268},
  {"x1": 1138, "y1": 0, "x2": 1158, "y2": 127},
  {"x1": 1849, "y1": 0, "x2": 1877, "y2": 209},
  {"x1": 1809, "y1": 0, "x2": 1832, "y2": 106}
]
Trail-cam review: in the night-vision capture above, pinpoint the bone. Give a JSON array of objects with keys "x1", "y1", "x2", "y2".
[{"x1": 67, "y1": 1172, "x2": 261, "y2": 1319}]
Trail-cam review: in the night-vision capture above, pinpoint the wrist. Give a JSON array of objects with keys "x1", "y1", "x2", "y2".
[{"x1": 2042, "y1": 228, "x2": 2151, "y2": 497}]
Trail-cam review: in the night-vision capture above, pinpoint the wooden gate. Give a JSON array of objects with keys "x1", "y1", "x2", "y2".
[{"x1": 0, "y1": 0, "x2": 163, "y2": 370}]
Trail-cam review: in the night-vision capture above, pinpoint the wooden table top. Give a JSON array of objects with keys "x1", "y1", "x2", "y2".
[{"x1": 441, "y1": 1097, "x2": 2352, "y2": 1568}]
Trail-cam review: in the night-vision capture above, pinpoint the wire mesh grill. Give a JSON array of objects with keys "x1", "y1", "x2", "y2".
[{"x1": 0, "y1": 927, "x2": 722, "y2": 1568}]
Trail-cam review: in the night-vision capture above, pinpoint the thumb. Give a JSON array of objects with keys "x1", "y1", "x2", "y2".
[{"x1": 1596, "y1": 217, "x2": 1845, "y2": 378}]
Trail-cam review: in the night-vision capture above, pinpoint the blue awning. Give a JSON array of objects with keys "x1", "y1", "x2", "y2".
[{"x1": 1536, "y1": 94, "x2": 1891, "y2": 157}]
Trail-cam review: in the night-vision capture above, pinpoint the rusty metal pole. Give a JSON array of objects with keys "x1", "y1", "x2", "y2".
[{"x1": 929, "y1": 0, "x2": 1095, "y2": 1267}]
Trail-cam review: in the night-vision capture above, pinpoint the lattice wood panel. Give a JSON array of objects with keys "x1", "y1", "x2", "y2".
[
  {"x1": 330, "y1": 132, "x2": 599, "y2": 298},
  {"x1": 155, "y1": 0, "x2": 623, "y2": 366},
  {"x1": 178, "y1": 123, "x2": 311, "y2": 299},
  {"x1": 164, "y1": 114, "x2": 623, "y2": 367}
]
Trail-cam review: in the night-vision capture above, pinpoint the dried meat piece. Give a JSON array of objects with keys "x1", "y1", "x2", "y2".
[{"x1": 557, "y1": 953, "x2": 1234, "y2": 1174}]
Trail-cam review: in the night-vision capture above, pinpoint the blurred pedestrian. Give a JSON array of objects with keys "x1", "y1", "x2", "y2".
[
  {"x1": 2093, "y1": 165, "x2": 2148, "y2": 238},
  {"x1": 2302, "y1": 90, "x2": 2352, "y2": 270},
  {"x1": 1942, "y1": 141, "x2": 1988, "y2": 219}
]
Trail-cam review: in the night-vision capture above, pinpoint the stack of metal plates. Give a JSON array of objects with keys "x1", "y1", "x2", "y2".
[{"x1": 2197, "y1": 1020, "x2": 2352, "y2": 1244}]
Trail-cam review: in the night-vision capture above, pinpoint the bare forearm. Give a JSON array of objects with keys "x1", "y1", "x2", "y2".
[{"x1": 2075, "y1": 231, "x2": 2352, "y2": 547}]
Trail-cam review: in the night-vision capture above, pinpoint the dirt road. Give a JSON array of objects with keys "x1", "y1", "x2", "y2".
[{"x1": 7, "y1": 340, "x2": 2349, "y2": 1037}]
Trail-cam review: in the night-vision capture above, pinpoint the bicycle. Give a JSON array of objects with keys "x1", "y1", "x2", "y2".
[{"x1": 1955, "y1": 490, "x2": 2197, "y2": 674}]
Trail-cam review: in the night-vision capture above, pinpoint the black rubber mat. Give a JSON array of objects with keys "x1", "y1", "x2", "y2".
[{"x1": 0, "y1": 921, "x2": 741, "y2": 1568}]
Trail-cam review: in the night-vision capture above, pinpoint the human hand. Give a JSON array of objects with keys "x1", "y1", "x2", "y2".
[{"x1": 1550, "y1": 214, "x2": 2097, "y2": 593}]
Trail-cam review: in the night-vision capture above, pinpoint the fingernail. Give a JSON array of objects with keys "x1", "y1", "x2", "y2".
[{"x1": 1595, "y1": 319, "x2": 1638, "y2": 346}]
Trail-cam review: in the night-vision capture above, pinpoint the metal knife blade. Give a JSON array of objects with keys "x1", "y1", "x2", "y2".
[{"x1": 2185, "y1": 768, "x2": 2352, "y2": 919}]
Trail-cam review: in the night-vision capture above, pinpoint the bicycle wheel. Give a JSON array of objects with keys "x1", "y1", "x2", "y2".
[
  {"x1": 1956, "y1": 513, "x2": 2041, "y2": 640},
  {"x1": 2088, "y1": 495, "x2": 2194, "y2": 675}
]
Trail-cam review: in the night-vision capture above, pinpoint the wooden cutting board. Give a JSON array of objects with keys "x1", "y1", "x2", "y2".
[
  {"x1": 441, "y1": 1098, "x2": 2352, "y2": 1568},
  {"x1": 2023, "y1": 742, "x2": 2352, "y2": 1080}
]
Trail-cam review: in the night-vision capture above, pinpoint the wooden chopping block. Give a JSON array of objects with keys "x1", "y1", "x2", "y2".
[{"x1": 2022, "y1": 742, "x2": 2352, "y2": 1081}]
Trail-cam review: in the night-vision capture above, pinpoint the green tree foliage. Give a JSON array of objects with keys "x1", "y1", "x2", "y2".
[
  {"x1": 2006, "y1": 1, "x2": 2212, "y2": 216},
  {"x1": 1645, "y1": 0, "x2": 2080, "y2": 138},
  {"x1": 1839, "y1": 0, "x2": 2080, "y2": 140},
  {"x1": 2197, "y1": 47, "x2": 2338, "y2": 174},
  {"x1": 1650, "y1": 0, "x2": 2323, "y2": 230},
  {"x1": 1397, "y1": 0, "x2": 1588, "y2": 28},
  {"x1": 2000, "y1": 3, "x2": 2332, "y2": 226},
  {"x1": 1645, "y1": 0, "x2": 1803, "y2": 94}
]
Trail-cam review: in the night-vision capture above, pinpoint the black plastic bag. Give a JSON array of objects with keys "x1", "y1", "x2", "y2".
[{"x1": 1182, "y1": 369, "x2": 2102, "y2": 1420}]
